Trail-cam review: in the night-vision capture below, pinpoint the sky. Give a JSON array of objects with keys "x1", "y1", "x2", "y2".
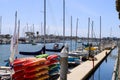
[{"x1": 0, "y1": 0, "x2": 120, "y2": 38}]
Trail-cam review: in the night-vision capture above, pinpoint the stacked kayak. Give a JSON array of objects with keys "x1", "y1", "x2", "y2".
[
  {"x1": 45, "y1": 54, "x2": 60, "y2": 80},
  {"x1": 12, "y1": 57, "x2": 49, "y2": 80},
  {"x1": 36, "y1": 54, "x2": 60, "y2": 80}
]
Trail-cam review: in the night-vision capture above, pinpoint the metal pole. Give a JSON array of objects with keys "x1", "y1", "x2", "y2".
[
  {"x1": 63, "y1": 0, "x2": 65, "y2": 45},
  {"x1": 70, "y1": 16, "x2": 72, "y2": 51},
  {"x1": 99, "y1": 16, "x2": 101, "y2": 51},
  {"x1": 88, "y1": 17, "x2": 90, "y2": 57},
  {"x1": 91, "y1": 21, "x2": 94, "y2": 41},
  {"x1": 0, "y1": 16, "x2": 2, "y2": 34},
  {"x1": 88, "y1": 17, "x2": 90, "y2": 45},
  {"x1": 44, "y1": 0, "x2": 46, "y2": 46},
  {"x1": 75, "y1": 18, "x2": 79, "y2": 50}
]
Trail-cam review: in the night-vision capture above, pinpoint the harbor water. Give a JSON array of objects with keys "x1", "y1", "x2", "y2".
[
  {"x1": 89, "y1": 47, "x2": 118, "y2": 80},
  {"x1": 0, "y1": 41, "x2": 118, "y2": 80},
  {"x1": 0, "y1": 40, "x2": 81, "y2": 66}
]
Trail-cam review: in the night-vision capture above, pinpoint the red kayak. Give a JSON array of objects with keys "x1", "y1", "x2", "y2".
[
  {"x1": 47, "y1": 54, "x2": 58, "y2": 61},
  {"x1": 12, "y1": 70, "x2": 24, "y2": 79},
  {"x1": 45, "y1": 60, "x2": 59, "y2": 66},
  {"x1": 13, "y1": 57, "x2": 36, "y2": 71},
  {"x1": 13, "y1": 58, "x2": 46, "y2": 72},
  {"x1": 23, "y1": 58, "x2": 46, "y2": 68}
]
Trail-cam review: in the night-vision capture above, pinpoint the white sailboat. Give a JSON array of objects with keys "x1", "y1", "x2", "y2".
[
  {"x1": 9, "y1": 11, "x2": 19, "y2": 63},
  {"x1": 0, "y1": 11, "x2": 20, "y2": 80}
]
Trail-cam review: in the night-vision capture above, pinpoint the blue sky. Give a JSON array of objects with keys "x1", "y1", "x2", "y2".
[{"x1": 0, "y1": 0, "x2": 120, "y2": 38}]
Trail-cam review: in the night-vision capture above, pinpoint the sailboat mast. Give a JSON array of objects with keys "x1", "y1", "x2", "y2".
[
  {"x1": 60, "y1": 0, "x2": 68, "y2": 80},
  {"x1": 88, "y1": 17, "x2": 90, "y2": 45},
  {"x1": 0, "y1": 16, "x2": 2, "y2": 34},
  {"x1": 91, "y1": 21, "x2": 94, "y2": 42},
  {"x1": 18, "y1": 20, "x2": 20, "y2": 39},
  {"x1": 75, "y1": 18, "x2": 79, "y2": 50},
  {"x1": 14, "y1": 11, "x2": 17, "y2": 35},
  {"x1": 99, "y1": 16, "x2": 101, "y2": 51},
  {"x1": 70, "y1": 16, "x2": 72, "y2": 51},
  {"x1": 41, "y1": 22, "x2": 43, "y2": 35},
  {"x1": 33, "y1": 24, "x2": 34, "y2": 33},
  {"x1": 44, "y1": 0, "x2": 46, "y2": 46},
  {"x1": 10, "y1": 11, "x2": 17, "y2": 63},
  {"x1": 63, "y1": 0, "x2": 65, "y2": 45}
]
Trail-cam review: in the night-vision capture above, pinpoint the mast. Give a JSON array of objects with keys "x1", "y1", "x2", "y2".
[
  {"x1": 33, "y1": 24, "x2": 34, "y2": 33},
  {"x1": 88, "y1": 17, "x2": 90, "y2": 45},
  {"x1": 63, "y1": 0, "x2": 65, "y2": 45},
  {"x1": 75, "y1": 18, "x2": 79, "y2": 50},
  {"x1": 99, "y1": 16, "x2": 101, "y2": 51},
  {"x1": 60, "y1": 0, "x2": 68, "y2": 80},
  {"x1": 16, "y1": 20, "x2": 20, "y2": 54},
  {"x1": 88, "y1": 17, "x2": 90, "y2": 57},
  {"x1": 44, "y1": 0, "x2": 46, "y2": 46},
  {"x1": 70, "y1": 16, "x2": 72, "y2": 51},
  {"x1": 27, "y1": 23, "x2": 28, "y2": 32},
  {"x1": 14, "y1": 11, "x2": 17, "y2": 36},
  {"x1": 41, "y1": 22, "x2": 43, "y2": 35},
  {"x1": 0, "y1": 16, "x2": 2, "y2": 34},
  {"x1": 91, "y1": 21, "x2": 94, "y2": 42},
  {"x1": 18, "y1": 20, "x2": 20, "y2": 39},
  {"x1": 10, "y1": 11, "x2": 17, "y2": 63}
]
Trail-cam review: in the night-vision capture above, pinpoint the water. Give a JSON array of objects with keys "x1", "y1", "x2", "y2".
[
  {"x1": 89, "y1": 47, "x2": 118, "y2": 80},
  {"x1": 0, "y1": 44, "x2": 57, "y2": 65},
  {"x1": 0, "y1": 40, "x2": 81, "y2": 66},
  {"x1": 0, "y1": 41, "x2": 117, "y2": 80}
]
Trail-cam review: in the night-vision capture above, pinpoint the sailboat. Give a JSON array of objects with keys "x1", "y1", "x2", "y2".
[
  {"x1": 19, "y1": 0, "x2": 64, "y2": 56},
  {"x1": 0, "y1": 11, "x2": 19, "y2": 80}
]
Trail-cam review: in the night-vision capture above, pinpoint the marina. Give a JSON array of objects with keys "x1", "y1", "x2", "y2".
[
  {"x1": 0, "y1": 40, "x2": 118, "y2": 80},
  {"x1": 0, "y1": 0, "x2": 120, "y2": 80}
]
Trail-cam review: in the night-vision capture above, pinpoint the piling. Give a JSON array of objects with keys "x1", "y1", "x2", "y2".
[
  {"x1": 60, "y1": 44, "x2": 68, "y2": 80},
  {"x1": 118, "y1": 41, "x2": 120, "y2": 79}
]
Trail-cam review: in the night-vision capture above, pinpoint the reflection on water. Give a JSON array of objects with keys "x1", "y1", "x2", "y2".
[{"x1": 89, "y1": 48, "x2": 118, "y2": 80}]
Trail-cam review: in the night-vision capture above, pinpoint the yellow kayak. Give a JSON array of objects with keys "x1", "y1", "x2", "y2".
[{"x1": 84, "y1": 47, "x2": 97, "y2": 51}]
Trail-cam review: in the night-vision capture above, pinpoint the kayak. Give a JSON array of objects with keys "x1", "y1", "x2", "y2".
[
  {"x1": 84, "y1": 47, "x2": 97, "y2": 51},
  {"x1": 49, "y1": 64, "x2": 59, "y2": 71},
  {"x1": 49, "y1": 74, "x2": 59, "y2": 80},
  {"x1": 25, "y1": 65, "x2": 48, "y2": 73},
  {"x1": 47, "y1": 54, "x2": 58, "y2": 61},
  {"x1": 24, "y1": 69, "x2": 48, "y2": 78},
  {"x1": 12, "y1": 70, "x2": 24, "y2": 80},
  {"x1": 45, "y1": 60, "x2": 59, "y2": 66},
  {"x1": 13, "y1": 57, "x2": 36, "y2": 71},
  {"x1": 13, "y1": 76, "x2": 24, "y2": 80},
  {"x1": 49, "y1": 67, "x2": 59, "y2": 75},
  {"x1": 25, "y1": 74, "x2": 49, "y2": 80},
  {"x1": 36, "y1": 54, "x2": 49, "y2": 58},
  {"x1": 23, "y1": 58, "x2": 46, "y2": 68},
  {"x1": 36, "y1": 74, "x2": 49, "y2": 80}
]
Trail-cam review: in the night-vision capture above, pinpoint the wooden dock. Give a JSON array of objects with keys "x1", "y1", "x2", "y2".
[{"x1": 58, "y1": 46, "x2": 115, "y2": 80}]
